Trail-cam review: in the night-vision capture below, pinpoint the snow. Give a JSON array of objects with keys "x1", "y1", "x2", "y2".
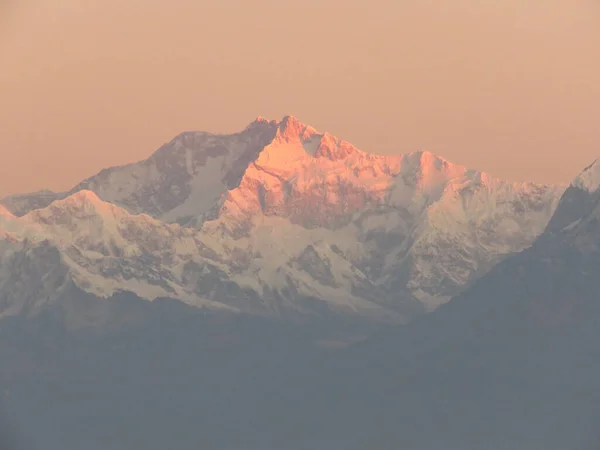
[
  {"x1": 1, "y1": 191, "x2": 214, "y2": 308},
  {"x1": 0, "y1": 115, "x2": 567, "y2": 321},
  {"x1": 161, "y1": 149, "x2": 236, "y2": 223},
  {"x1": 413, "y1": 289, "x2": 451, "y2": 312},
  {"x1": 572, "y1": 159, "x2": 600, "y2": 193},
  {"x1": 0, "y1": 204, "x2": 14, "y2": 218}
]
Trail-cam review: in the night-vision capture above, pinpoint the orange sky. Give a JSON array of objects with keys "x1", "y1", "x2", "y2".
[{"x1": 1, "y1": 0, "x2": 599, "y2": 197}]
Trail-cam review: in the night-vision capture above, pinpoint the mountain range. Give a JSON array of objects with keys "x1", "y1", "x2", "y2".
[
  {"x1": 0, "y1": 116, "x2": 565, "y2": 326},
  {"x1": 1, "y1": 117, "x2": 599, "y2": 450}
]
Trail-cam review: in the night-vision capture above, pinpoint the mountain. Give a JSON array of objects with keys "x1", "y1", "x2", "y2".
[
  {"x1": 0, "y1": 116, "x2": 565, "y2": 320},
  {"x1": 200, "y1": 117, "x2": 564, "y2": 309},
  {"x1": 0, "y1": 191, "x2": 235, "y2": 321},
  {"x1": 316, "y1": 156, "x2": 600, "y2": 449},
  {"x1": 0, "y1": 190, "x2": 409, "y2": 325},
  {"x1": 543, "y1": 158, "x2": 600, "y2": 249},
  {"x1": 572, "y1": 158, "x2": 600, "y2": 192},
  {"x1": 238, "y1": 157, "x2": 600, "y2": 449},
  {"x1": 1, "y1": 158, "x2": 598, "y2": 450},
  {"x1": 1, "y1": 119, "x2": 279, "y2": 221},
  {"x1": 0, "y1": 189, "x2": 61, "y2": 218}
]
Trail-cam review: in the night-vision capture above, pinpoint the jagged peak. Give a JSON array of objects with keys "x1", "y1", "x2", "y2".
[
  {"x1": 270, "y1": 116, "x2": 365, "y2": 162},
  {"x1": 408, "y1": 150, "x2": 456, "y2": 167},
  {"x1": 25, "y1": 190, "x2": 126, "y2": 220},
  {"x1": 400, "y1": 150, "x2": 466, "y2": 177},
  {"x1": 244, "y1": 116, "x2": 278, "y2": 132},
  {"x1": 252, "y1": 116, "x2": 276, "y2": 125},
  {"x1": 274, "y1": 115, "x2": 319, "y2": 142},
  {"x1": 60, "y1": 189, "x2": 103, "y2": 204},
  {"x1": 313, "y1": 132, "x2": 358, "y2": 161},
  {"x1": 571, "y1": 158, "x2": 600, "y2": 193},
  {"x1": 418, "y1": 150, "x2": 449, "y2": 163},
  {"x1": 399, "y1": 151, "x2": 553, "y2": 190},
  {"x1": 250, "y1": 117, "x2": 464, "y2": 166}
]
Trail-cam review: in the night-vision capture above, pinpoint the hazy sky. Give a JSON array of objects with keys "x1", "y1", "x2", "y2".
[{"x1": 1, "y1": 0, "x2": 599, "y2": 197}]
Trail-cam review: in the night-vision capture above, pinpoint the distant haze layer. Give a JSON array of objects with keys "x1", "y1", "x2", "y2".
[{"x1": 0, "y1": 0, "x2": 599, "y2": 197}]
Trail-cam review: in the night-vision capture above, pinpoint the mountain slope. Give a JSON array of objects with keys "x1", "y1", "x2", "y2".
[
  {"x1": 1, "y1": 116, "x2": 565, "y2": 312},
  {"x1": 1, "y1": 160, "x2": 598, "y2": 450},
  {"x1": 296, "y1": 156, "x2": 600, "y2": 449},
  {"x1": 0, "y1": 190, "x2": 411, "y2": 324},
  {"x1": 0, "y1": 191, "x2": 235, "y2": 322},
  {"x1": 0, "y1": 189, "x2": 61, "y2": 218},
  {"x1": 1, "y1": 119, "x2": 279, "y2": 223},
  {"x1": 200, "y1": 116, "x2": 564, "y2": 306}
]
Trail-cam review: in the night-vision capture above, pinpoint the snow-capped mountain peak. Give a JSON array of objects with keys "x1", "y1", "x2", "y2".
[
  {"x1": 571, "y1": 158, "x2": 600, "y2": 193},
  {"x1": 22, "y1": 189, "x2": 135, "y2": 232},
  {"x1": 21, "y1": 190, "x2": 148, "y2": 254},
  {"x1": 0, "y1": 116, "x2": 567, "y2": 324},
  {"x1": 275, "y1": 115, "x2": 318, "y2": 142},
  {"x1": 37, "y1": 189, "x2": 114, "y2": 213},
  {"x1": 0, "y1": 201, "x2": 40, "y2": 240},
  {"x1": 401, "y1": 150, "x2": 469, "y2": 195},
  {"x1": 267, "y1": 116, "x2": 360, "y2": 161}
]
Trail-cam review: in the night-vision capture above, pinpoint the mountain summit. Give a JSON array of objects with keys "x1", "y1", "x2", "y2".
[
  {"x1": 572, "y1": 158, "x2": 600, "y2": 193},
  {"x1": 0, "y1": 117, "x2": 566, "y2": 322}
]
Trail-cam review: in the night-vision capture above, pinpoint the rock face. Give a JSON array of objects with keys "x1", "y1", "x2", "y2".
[{"x1": 0, "y1": 117, "x2": 565, "y2": 323}]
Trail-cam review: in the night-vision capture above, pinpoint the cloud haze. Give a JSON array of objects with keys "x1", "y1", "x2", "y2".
[{"x1": 0, "y1": 0, "x2": 599, "y2": 196}]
